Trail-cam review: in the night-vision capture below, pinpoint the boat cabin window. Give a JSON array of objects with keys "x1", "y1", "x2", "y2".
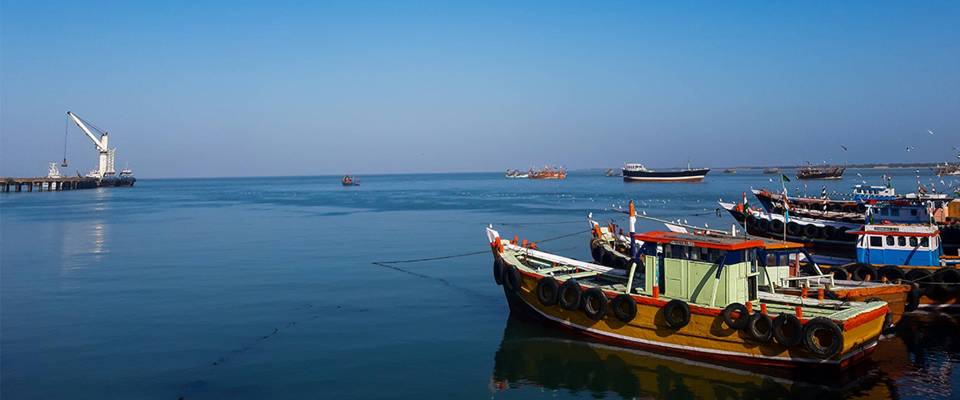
[
  {"x1": 870, "y1": 236, "x2": 882, "y2": 247},
  {"x1": 909, "y1": 237, "x2": 918, "y2": 247},
  {"x1": 886, "y1": 236, "x2": 895, "y2": 246},
  {"x1": 911, "y1": 209, "x2": 918, "y2": 216},
  {"x1": 921, "y1": 237, "x2": 930, "y2": 247},
  {"x1": 898, "y1": 237, "x2": 906, "y2": 246}
]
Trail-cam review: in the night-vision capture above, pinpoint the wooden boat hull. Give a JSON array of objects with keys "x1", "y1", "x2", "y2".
[
  {"x1": 500, "y1": 270, "x2": 883, "y2": 368},
  {"x1": 623, "y1": 168, "x2": 710, "y2": 182},
  {"x1": 775, "y1": 284, "x2": 909, "y2": 326}
]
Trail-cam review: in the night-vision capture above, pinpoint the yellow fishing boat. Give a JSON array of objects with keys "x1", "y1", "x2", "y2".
[{"x1": 486, "y1": 203, "x2": 888, "y2": 368}]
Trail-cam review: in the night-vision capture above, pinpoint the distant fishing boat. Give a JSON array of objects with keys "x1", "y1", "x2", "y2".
[
  {"x1": 622, "y1": 163, "x2": 710, "y2": 182},
  {"x1": 505, "y1": 169, "x2": 530, "y2": 179},
  {"x1": 342, "y1": 175, "x2": 359, "y2": 186},
  {"x1": 723, "y1": 168, "x2": 737, "y2": 174},
  {"x1": 762, "y1": 167, "x2": 781, "y2": 175},
  {"x1": 529, "y1": 166, "x2": 566, "y2": 180},
  {"x1": 933, "y1": 162, "x2": 960, "y2": 176},
  {"x1": 796, "y1": 165, "x2": 845, "y2": 180}
]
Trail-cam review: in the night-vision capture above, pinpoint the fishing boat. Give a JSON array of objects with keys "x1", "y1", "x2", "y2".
[
  {"x1": 763, "y1": 167, "x2": 782, "y2": 175},
  {"x1": 622, "y1": 163, "x2": 710, "y2": 182},
  {"x1": 724, "y1": 168, "x2": 737, "y2": 174},
  {"x1": 341, "y1": 175, "x2": 358, "y2": 186},
  {"x1": 933, "y1": 162, "x2": 960, "y2": 176},
  {"x1": 589, "y1": 215, "x2": 912, "y2": 327},
  {"x1": 504, "y1": 169, "x2": 530, "y2": 179},
  {"x1": 796, "y1": 165, "x2": 845, "y2": 180},
  {"x1": 486, "y1": 203, "x2": 888, "y2": 368},
  {"x1": 529, "y1": 166, "x2": 566, "y2": 180}
]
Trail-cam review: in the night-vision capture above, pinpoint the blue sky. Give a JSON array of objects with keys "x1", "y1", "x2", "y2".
[{"x1": 2, "y1": 1, "x2": 958, "y2": 178}]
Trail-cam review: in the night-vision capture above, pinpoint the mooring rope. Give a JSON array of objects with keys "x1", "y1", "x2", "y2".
[{"x1": 370, "y1": 228, "x2": 592, "y2": 265}]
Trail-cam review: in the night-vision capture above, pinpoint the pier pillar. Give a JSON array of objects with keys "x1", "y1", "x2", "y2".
[
  {"x1": 28, "y1": 182, "x2": 33, "y2": 192},
  {"x1": 16, "y1": 183, "x2": 22, "y2": 192}
]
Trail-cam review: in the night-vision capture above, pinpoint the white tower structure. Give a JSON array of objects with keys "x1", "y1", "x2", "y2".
[{"x1": 67, "y1": 111, "x2": 115, "y2": 179}]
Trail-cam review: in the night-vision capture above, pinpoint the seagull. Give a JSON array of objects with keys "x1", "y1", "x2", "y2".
[
  {"x1": 840, "y1": 145, "x2": 848, "y2": 151},
  {"x1": 928, "y1": 129, "x2": 935, "y2": 135}
]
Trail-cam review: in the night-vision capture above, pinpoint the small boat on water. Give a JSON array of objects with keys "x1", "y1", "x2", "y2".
[
  {"x1": 724, "y1": 168, "x2": 737, "y2": 174},
  {"x1": 486, "y1": 203, "x2": 888, "y2": 368},
  {"x1": 505, "y1": 169, "x2": 530, "y2": 179},
  {"x1": 763, "y1": 167, "x2": 782, "y2": 175},
  {"x1": 529, "y1": 166, "x2": 566, "y2": 180},
  {"x1": 604, "y1": 168, "x2": 617, "y2": 177},
  {"x1": 341, "y1": 175, "x2": 359, "y2": 186},
  {"x1": 622, "y1": 163, "x2": 710, "y2": 182},
  {"x1": 933, "y1": 162, "x2": 960, "y2": 176},
  {"x1": 796, "y1": 165, "x2": 845, "y2": 180}
]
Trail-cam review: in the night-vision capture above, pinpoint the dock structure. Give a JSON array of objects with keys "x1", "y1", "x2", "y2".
[{"x1": 1, "y1": 176, "x2": 99, "y2": 192}]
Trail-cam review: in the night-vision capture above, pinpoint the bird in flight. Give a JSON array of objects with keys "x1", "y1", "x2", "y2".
[
  {"x1": 928, "y1": 129, "x2": 935, "y2": 135},
  {"x1": 840, "y1": 145, "x2": 848, "y2": 151}
]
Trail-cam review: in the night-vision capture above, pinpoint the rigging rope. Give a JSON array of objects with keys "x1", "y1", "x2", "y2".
[{"x1": 371, "y1": 228, "x2": 591, "y2": 265}]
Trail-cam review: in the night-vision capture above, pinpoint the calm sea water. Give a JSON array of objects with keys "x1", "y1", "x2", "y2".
[{"x1": 2, "y1": 169, "x2": 958, "y2": 399}]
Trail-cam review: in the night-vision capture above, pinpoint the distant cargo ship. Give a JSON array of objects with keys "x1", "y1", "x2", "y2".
[{"x1": 622, "y1": 163, "x2": 710, "y2": 182}]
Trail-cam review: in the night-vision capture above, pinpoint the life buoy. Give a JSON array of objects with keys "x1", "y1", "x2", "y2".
[
  {"x1": 802, "y1": 317, "x2": 844, "y2": 359},
  {"x1": 611, "y1": 294, "x2": 637, "y2": 322},
  {"x1": 536, "y1": 277, "x2": 560, "y2": 306},
  {"x1": 559, "y1": 280, "x2": 582, "y2": 310},
  {"x1": 771, "y1": 219, "x2": 784, "y2": 233},
  {"x1": 773, "y1": 314, "x2": 803, "y2": 347},
  {"x1": 787, "y1": 222, "x2": 802, "y2": 237},
  {"x1": 503, "y1": 266, "x2": 522, "y2": 293},
  {"x1": 581, "y1": 288, "x2": 609, "y2": 320},
  {"x1": 748, "y1": 313, "x2": 774, "y2": 342},
  {"x1": 493, "y1": 257, "x2": 505, "y2": 285},
  {"x1": 662, "y1": 299, "x2": 690, "y2": 329},
  {"x1": 878, "y1": 265, "x2": 905, "y2": 282},
  {"x1": 721, "y1": 303, "x2": 749, "y2": 330},
  {"x1": 850, "y1": 264, "x2": 878, "y2": 281}
]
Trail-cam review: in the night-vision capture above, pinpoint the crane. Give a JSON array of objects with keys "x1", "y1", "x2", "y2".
[{"x1": 67, "y1": 111, "x2": 115, "y2": 179}]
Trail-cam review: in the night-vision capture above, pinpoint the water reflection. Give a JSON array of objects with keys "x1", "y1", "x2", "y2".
[{"x1": 490, "y1": 313, "x2": 959, "y2": 399}]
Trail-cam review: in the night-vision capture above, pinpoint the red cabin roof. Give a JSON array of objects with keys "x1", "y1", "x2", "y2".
[{"x1": 633, "y1": 231, "x2": 772, "y2": 251}]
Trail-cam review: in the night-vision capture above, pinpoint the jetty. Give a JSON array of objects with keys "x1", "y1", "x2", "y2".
[{"x1": 2, "y1": 176, "x2": 99, "y2": 192}]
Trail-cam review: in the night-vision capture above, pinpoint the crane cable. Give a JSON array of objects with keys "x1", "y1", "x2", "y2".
[{"x1": 61, "y1": 115, "x2": 69, "y2": 167}]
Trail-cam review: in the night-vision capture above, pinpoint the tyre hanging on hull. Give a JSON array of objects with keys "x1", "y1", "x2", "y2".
[{"x1": 661, "y1": 299, "x2": 691, "y2": 329}]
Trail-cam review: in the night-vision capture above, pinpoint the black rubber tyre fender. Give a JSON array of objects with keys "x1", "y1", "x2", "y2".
[
  {"x1": 558, "y1": 279, "x2": 582, "y2": 311},
  {"x1": 503, "y1": 265, "x2": 522, "y2": 293},
  {"x1": 938, "y1": 268, "x2": 960, "y2": 294},
  {"x1": 581, "y1": 288, "x2": 609, "y2": 320},
  {"x1": 773, "y1": 313, "x2": 803, "y2": 348},
  {"x1": 787, "y1": 222, "x2": 802, "y2": 237},
  {"x1": 757, "y1": 218, "x2": 771, "y2": 232},
  {"x1": 536, "y1": 277, "x2": 560, "y2": 306},
  {"x1": 493, "y1": 257, "x2": 504, "y2": 285},
  {"x1": 590, "y1": 240, "x2": 603, "y2": 262},
  {"x1": 662, "y1": 299, "x2": 691, "y2": 329},
  {"x1": 802, "y1": 317, "x2": 844, "y2": 359},
  {"x1": 803, "y1": 224, "x2": 820, "y2": 239},
  {"x1": 748, "y1": 313, "x2": 774, "y2": 342},
  {"x1": 879, "y1": 265, "x2": 905, "y2": 282},
  {"x1": 904, "y1": 268, "x2": 933, "y2": 283},
  {"x1": 721, "y1": 303, "x2": 750, "y2": 330},
  {"x1": 611, "y1": 294, "x2": 637, "y2": 323},
  {"x1": 904, "y1": 283, "x2": 921, "y2": 312},
  {"x1": 771, "y1": 219, "x2": 784, "y2": 233},
  {"x1": 601, "y1": 250, "x2": 616, "y2": 268},
  {"x1": 824, "y1": 225, "x2": 838, "y2": 240},
  {"x1": 831, "y1": 267, "x2": 849, "y2": 280},
  {"x1": 850, "y1": 264, "x2": 879, "y2": 281}
]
